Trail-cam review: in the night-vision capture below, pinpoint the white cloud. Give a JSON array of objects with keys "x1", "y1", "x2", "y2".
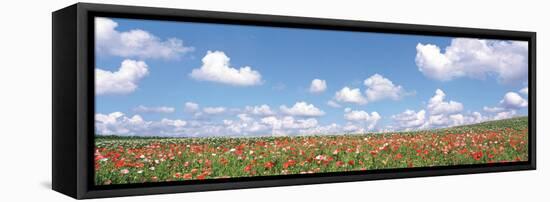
[
  {"x1": 133, "y1": 105, "x2": 175, "y2": 113},
  {"x1": 423, "y1": 89, "x2": 470, "y2": 128},
  {"x1": 160, "y1": 118, "x2": 187, "y2": 129},
  {"x1": 96, "y1": 59, "x2": 149, "y2": 95},
  {"x1": 500, "y1": 92, "x2": 528, "y2": 109},
  {"x1": 237, "y1": 113, "x2": 254, "y2": 122},
  {"x1": 493, "y1": 110, "x2": 517, "y2": 120},
  {"x1": 184, "y1": 102, "x2": 200, "y2": 113},
  {"x1": 244, "y1": 104, "x2": 275, "y2": 116},
  {"x1": 97, "y1": 111, "x2": 320, "y2": 137},
  {"x1": 360, "y1": 87, "x2": 525, "y2": 132},
  {"x1": 298, "y1": 123, "x2": 342, "y2": 135},
  {"x1": 95, "y1": 112, "x2": 194, "y2": 136},
  {"x1": 343, "y1": 108, "x2": 381, "y2": 130},
  {"x1": 427, "y1": 89, "x2": 463, "y2": 115},
  {"x1": 326, "y1": 100, "x2": 342, "y2": 108},
  {"x1": 95, "y1": 112, "x2": 150, "y2": 135},
  {"x1": 483, "y1": 89, "x2": 529, "y2": 120},
  {"x1": 415, "y1": 111, "x2": 485, "y2": 130},
  {"x1": 520, "y1": 87, "x2": 528, "y2": 95},
  {"x1": 483, "y1": 106, "x2": 506, "y2": 113},
  {"x1": 364, "y1": 74, "x2": 406, "y2": 102},
  {"x1": 387, "y1": 89, "x2": 489, "y2": 131},
  {"x1": 445, "y1": 113, "x2": 484, "y2": 127},
  {"x1": 203, "y1": 107, "x2": 226, "y2": 114},
  {"x1": 342, "y1": 124, "x2": 361, "y2": 133},
  {"x1": 391, "y1": 109, "x2": 426, "y2": 129},
  {"x1": 261, "y1": 116, "x2": 318, "y2": 135},
  {"x1": 482, "y1": 91, "x2": 527, "y2": 121},
  {"x1": 280, "y1": 102, "x2": 325, "y2": 117},
  {"x1": 415, "y1": 38, "x2": 528, "y2": 84},
  {"x1": 190, "y1": 51, "x2": 262, "y2": 86},
  {"x1": 334, "y1": 87, "x2": 367, "y2": 105},
  {"x1": 95, "y1": 17, "x2": 193, "y2": 59},
  {"x1": 341, "y1": 122, "x2": 378, "y2": 134},
  {"x1": 309, "y1": 79, "x2": 327, "y2": 93},
  {"x1": 222, "y1": 114, "x2": 268, "y2": 135}
]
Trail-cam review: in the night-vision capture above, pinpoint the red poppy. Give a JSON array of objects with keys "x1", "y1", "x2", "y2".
[
  {"x1": 244, "y1": 164, "x2": 252, "y2": 172},
  {"x1": 283, "y1": 160, "x2": 296, "y2": 169},
  {"x1": 471, "y1": 151, "x2": 483, "y2": 161},
  {"x1": 347, "y1": 160, "x2": 355, "y2": 166},
  {"x1": 264, "y1": 161, "x2": 275, "y2": 169},
  {"x1": 395, "y1": 153, "x2": 403, "y2": 160}
]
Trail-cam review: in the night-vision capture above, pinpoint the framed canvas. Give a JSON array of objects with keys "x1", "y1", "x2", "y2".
[{"x1": 52, "y1": 3, "x2": 536, "y2": 199}]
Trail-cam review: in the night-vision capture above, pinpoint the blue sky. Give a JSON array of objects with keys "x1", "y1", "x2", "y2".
[{"x1": 94, "y1": 17, "x2": 529, "y2": 137}]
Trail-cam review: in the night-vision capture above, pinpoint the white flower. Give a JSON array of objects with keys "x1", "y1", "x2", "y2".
[{"x1": 315, "y1": 155, "x2": 327, "y2": 161}]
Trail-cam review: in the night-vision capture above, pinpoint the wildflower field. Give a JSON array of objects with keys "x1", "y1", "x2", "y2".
[{"x1": 95, "y1": 116, "x2": 528, "y2": 185}]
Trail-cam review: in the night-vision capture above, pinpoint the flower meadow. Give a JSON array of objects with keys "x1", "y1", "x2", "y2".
[{"x1": 94, "y1": 117, "x2": 528, "y2": 185}]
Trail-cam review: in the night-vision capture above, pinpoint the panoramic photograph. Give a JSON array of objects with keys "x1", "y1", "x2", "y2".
[{"x1": 94, "y1": 17, "x2": 529, "y2": 185}]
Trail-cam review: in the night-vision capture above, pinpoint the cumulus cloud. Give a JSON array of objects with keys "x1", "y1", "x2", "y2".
[
  {"x1": 483, "y1": 106, "x2": 506, "y2": 113},
  {"x1": 96, "y1": 59, "x2": 149, "y2": 95},
  {"x1": 423, "y1": 89, "x2": 473, "y2": 128},
  {"x1": 184, "y1": 102, "x2": 200, "y2": 113},
  {"x1": 481, "y1": 89, "x2": 527, "y2": 122},
  {"x1": 415, "y1": 38, "x2": 528, "y2": 84},
  {"x1": 222, "y1": 114, "x2": 268, "y2": 135},
  {"x1": 500, "y1": 92, "x2": 528, "y2": 109},
  {"x1": 95, "y1": 112, "x2": 149, "y2": 135},
  {"x1": 160, "y1": 118, "x2": 187, "y2": 129},
  {"x1": 280, "y1": 102, "x2": 325, "y2": 117},
  {"x1": 261, "y1": 116, "x2": 318, "y2": 135},
  {"x1": 133, "y1": 105, "x2": 175, "y2": 113},
  {"x1": 388, "y1": 89, "x2": 487, "y2": 131},
  {"x1": 95, "y1": 112, "x2": 193, "y2": 136},
  {"x1": 95, "y1": 17, "x2": 193, "y2": 60},
  {"x1": 333, "y1": 87, "x2": 367, "y2": 105},
  {"x1": 482, "y1": 90, "x2": 527, "y2": 121},
  {"x1": 298, "y1": 123, "x2": 342, "y2": 135},
  {"x1": 427, "y1": 89, "x2": 463, "y2": 115},
  {"x1": 203, "y1": 107, "x2": 226, "y2": 114},
  {"x1": 493, "y1": 110, "x2": 517, "y2": 120},
  {"x1": 364, "y1": 74, "x2": 407, "y2": 102},
  {"x1": 343, "y1": 108, "x2": 381, "y2": 130},
  {"x1": 190, "y1": 51, "x2": 262, "y2": 86},
  {"x1": 244, "y1": 104, "x2": 275, "y2": 116},
  {"x1": 391, "y1": 109, "x2": 426, "y2": 129},
  {"x1": 401, "y1": 88, "x2": 527, "y2": 130},
  {"x1": 97, "y1": 110, "x2": 322, "y2": 137},
  {"x1": 309, "y1": 79, "x2": 327, "y2": 93}
]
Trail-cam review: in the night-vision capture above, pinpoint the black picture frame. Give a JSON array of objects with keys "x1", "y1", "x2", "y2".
[{"x1": 52, "y1": 3, "x2": 536, "y2": 199}]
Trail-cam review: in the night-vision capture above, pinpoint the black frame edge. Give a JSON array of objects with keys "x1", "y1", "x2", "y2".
[
  {"x1": 529, "y1": 32, "x2": 536, "y2": 170},
  {"x1": 52, "y1": 4, "x2": 78, "y2": 199},
  {"x1": 50, "y1": 2, "x2": 536, "y2": 199}
]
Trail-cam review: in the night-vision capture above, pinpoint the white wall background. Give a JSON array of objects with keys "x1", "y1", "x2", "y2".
[{"x1": 0, "y1": 0, "x2": 547, "y2": 201}]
